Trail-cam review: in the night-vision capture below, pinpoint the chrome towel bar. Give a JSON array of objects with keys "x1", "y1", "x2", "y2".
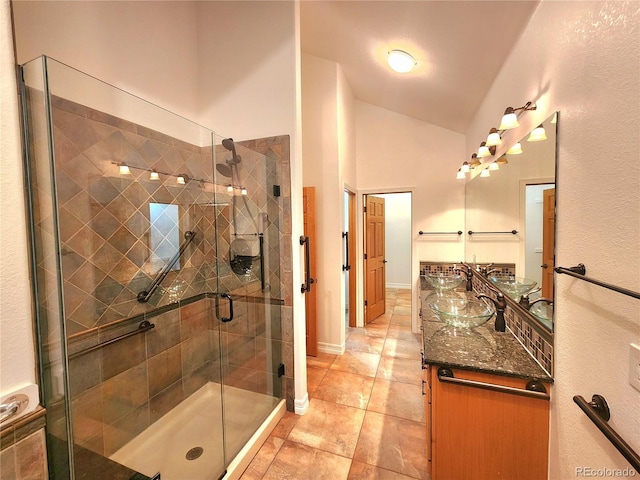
[
  {"x1": 437, "y1": 367, "x2": 549, "y2": 400},
  {"x1": 418, "y1": 230, "x2": 463, "y2": 235},
  {"x1": 555, "y1": 264, "x2": 640, "y2": 300},
  {"x1": 468, "y1": 230, "x2": 518, "y2": 235},
  {"x1": 574, "y1": 394, "x2": 640, "y2": 472}
]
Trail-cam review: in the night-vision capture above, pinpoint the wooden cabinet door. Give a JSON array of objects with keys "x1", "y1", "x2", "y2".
[
  {"x1": 430, "y1": 368, "x2": 549, "y2": 480},
  {"x1": 364, "y1": 195, "x2": 385, "y2": 323},
  {"x1": 423, "y1": 366, "x2": 432, "y2": 476},
  {"x1": 542, "y1": 188, "x2": 555, "y2": 299}
]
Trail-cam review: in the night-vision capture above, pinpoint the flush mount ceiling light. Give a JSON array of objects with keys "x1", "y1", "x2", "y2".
[
  {"x1": 456, "y1": 168, "x2": 466, "y2": 180},
  {"x1": 498, "y1": 102, "x2": 537, "y2": 130},
  {"x1": 387, "y1": 50, "x2": 416, "y2": 73},
  {"x1": 486, "y1": 128, "x2": 502, "y2": 147},
  {"x1": 527, "y1": 124, "x2": 547, "y2": 142},
  {"x1": 507, "y1": 142, "x2": 523, "y2": 155},
  {"x1": 480, "y1": 169, "x2": 490, "y2": 178}
]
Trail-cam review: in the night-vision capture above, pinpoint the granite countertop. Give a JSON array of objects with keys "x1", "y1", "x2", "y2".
[{"x1": 421, "y1": 291, "x2": 552, "y2": 383}]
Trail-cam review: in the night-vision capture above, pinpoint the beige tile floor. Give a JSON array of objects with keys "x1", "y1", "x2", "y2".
[{"x1": 240, "y1": 288, "x2": 428, "y2": 480}]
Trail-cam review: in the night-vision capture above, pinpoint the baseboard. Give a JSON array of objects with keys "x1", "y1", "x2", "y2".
[
  {"x1": 386, "y1": 283, "x2": 411, "y2": 289},
  {"x1": 294, "y1": 393, "x2": 309, "y2": 415},
  {"x1": 317, "y1": 341, "x2": 345, "y2": 355}
]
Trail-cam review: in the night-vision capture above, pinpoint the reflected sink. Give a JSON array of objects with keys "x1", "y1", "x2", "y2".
[
  {"x1": 429, "y1": 294, "x2": 495, "y2": 329},
  {"x1": 530, "y1": 301, "x2": 553, "y2": 330},
  {"x1": 489, "y1": 275, "x2": 537, "y2": 300},
  {"x1": 425, "y1": 273, "x2": 464, "y2": 291}
]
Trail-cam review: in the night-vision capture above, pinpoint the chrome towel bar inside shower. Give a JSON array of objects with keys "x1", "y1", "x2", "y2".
[{"x1": 555, "y1": 264, "x2": 640, "y2": 300}]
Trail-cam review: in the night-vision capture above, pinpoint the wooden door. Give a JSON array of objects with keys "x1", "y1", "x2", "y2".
[
  {"x1": 542, "y1": 188, "x2": 555, "y2": 299},
  {"x1": 364, "y1": 195, "x2": 385, "y2": 323},
  {"x1": 303, "y1": 187, "x2": 318, "y2": 356},
  {"x1": 347, "y1": 190, "x2": 357, "y2": 328}
]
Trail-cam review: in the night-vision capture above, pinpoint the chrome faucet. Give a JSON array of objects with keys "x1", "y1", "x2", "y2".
[
  {"x1": 478, "y1": 291, "x2": 507, "y2": 332},
  {"x1": 476, "y1": 263, "x2": 494, "y2": 277},
  {"x1": 519, "y1": 287, "x2": 542, "y2": 309},
  {"x1": 455, "y1": 262, "x2": 474, "y2": 292}
]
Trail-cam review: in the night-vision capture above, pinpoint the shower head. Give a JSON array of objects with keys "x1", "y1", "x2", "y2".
[
  {"x1": 222, "y1": 137, "x2": 241, "y2": 165},
  {"x1": 216, "y1": 162, "x2": 233, "y2": 178}
]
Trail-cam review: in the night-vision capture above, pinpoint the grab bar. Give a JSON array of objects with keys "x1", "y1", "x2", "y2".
[
  {"x1": 419, "y1": 230, "x2": 463, "y2": 235},
  {"x1": 574, "y1": 395, "x2": 640, "y2": 472},
  {"x1": 468, "y1": 230, "x2": 518, "y2": 235},
  {"x1": 300, "y1": 236, "x2": 315, "y2": 293},
  {"x1": 555, "y1": 264, "x2": 640, "y2": 300},
  {"x1": 219, "y1": 293, "x2": 234, "y2": 323},
  {"x1": 258, "y1": 234, "x2": 265, "y2": 291},
  {"x1": 138, "y1": 231, "x2": 197, "y2": 302},
  {"x1": 437, "y1": 368, "x2": 549, "y2": 400},
  {"x1": 69, "y1": 320, "x2": 155, "y2": 360},
  {"x1": 342, "y1": 232, "x2": 351, "y2": 271}
]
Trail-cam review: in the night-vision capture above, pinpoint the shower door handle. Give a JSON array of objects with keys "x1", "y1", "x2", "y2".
[
  {"x1": 220, "y1": 293, "x2": 234, "y2": 322},
  {"x1": 300, "y1": 236, "x2": 315, "y2": 293},
  {"x1": 342, "y1": 232, "x2": 350, "y2": 271}
]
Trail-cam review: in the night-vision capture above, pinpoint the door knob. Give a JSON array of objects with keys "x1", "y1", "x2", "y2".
[
  {"x1": 383, "y1": 260, "x2": 388, "y2": 263},
  {"x1": 541, "y1": 264, "x2": 548, "y2": 269}
]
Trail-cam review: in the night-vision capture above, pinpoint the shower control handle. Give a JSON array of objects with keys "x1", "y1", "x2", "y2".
[{"x1": 220, "y1": 293, "x2": 234, "y2": 322}]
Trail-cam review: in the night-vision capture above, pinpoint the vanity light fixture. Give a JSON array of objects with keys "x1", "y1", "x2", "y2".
[
  {"x1": 226, "y1": 184, "x2": 234, "y2": 193},
  {"x1": 240, "y1": 187, "x2": 248, "y2": 196},
  {"x1": 507, "y1": 142, "x2": 523, "y2": 155},
  {"x1": 496, "y1": 155, "x2": 509, "y2": 165},
  {"x1": 480, "y1": 169, "x2": 490, "y2": 178},
  {"x1": 469, "y1": 153, "x2": 481, "y2": 167},
  {"x1": 486, "y1": 128, "x2": 502, "y2": 147},
  {"x1": 498, "y1": 102, "x2": 537, "y2": 130},
  {"x1": 477, "y1": 142, "x2": 495, "y2": 158},
  {"x1": 456, "y1": 168, "x2": 466, "y2": 180},
  {"x1": 176, "y1": 174, "x2": 187, "y2": 185},
  {"x1": 460, "y1": 161, "x2": 471, "y2": 173},
  {"x1": 118, "y1": 163, "x2": 131, "y2": 175},
  {"x1": 387, "y1": 50, "x2": 416, "y2": 73},
  {"x1": 488, "y1": 161, "x2": 500, "y2": 171},
  {"x1": 527, "y1": 124, "x2": 547, "y2": 142},
  {"x1": 149, "y1": 170, "x2": 160, "y2": 181}
]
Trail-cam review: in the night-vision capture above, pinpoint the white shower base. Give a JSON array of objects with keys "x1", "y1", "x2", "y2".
[{"x1": 110, "y1": 382, "x2": 284, "y2": 480}]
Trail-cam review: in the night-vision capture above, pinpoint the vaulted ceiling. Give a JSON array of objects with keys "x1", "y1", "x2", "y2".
[{"x1": 300, "y1": 1, "x2": 539, "y2": 133}]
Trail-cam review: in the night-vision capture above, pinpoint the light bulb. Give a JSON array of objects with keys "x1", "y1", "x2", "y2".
[
  {"x1": 527, "y1": 125, "x2": 547, "y2": 142},
  {"x1": 456, "y1": 169, "x2": 466, "y2": 180},
  {"x1": 387, "y1": 50, "x2": 416, "y2": 73},
  {"x1": 477, "y1": 142, "x2": 491, "y2": 158},
  {"x1": 498, "y1": 107, "x2": 519, "y2": 130},
  {"x1": 480, "y1": 169, "x2": 490, "y2": 178},
  {"x1": 507, "y1": 142, "x2": 523, "y2": 155},
  {"x1": 486, "y1": 128, "x2": 502, "y2": 147},
  {"x1": 150, "y1": 170, "x2": 160, "y2": 181},
  {"x1": 119, "y1": 163, "x2": 131, "y2": 175},
  {"x1": 488, "y1": 162, "x2": 499, "y2": 171}
]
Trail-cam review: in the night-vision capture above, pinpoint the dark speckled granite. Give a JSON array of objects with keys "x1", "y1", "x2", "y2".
[{"x1": 421, "y1": 293, "x2": 552, "y2": 383}]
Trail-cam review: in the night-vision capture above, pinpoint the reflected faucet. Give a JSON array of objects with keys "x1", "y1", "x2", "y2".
[
  {"x1": 529, "y1": 297, "x2": 553, "y2": 309},
  {"x1": 456, "y1": 262, "x2": 474, "y2": 292},
  {"x1": 476, "y1": 263, "x2": 494, "y2": 277},
  {"x1": 477, "y1": 291, "x2": 507, "y2": 332},
  {"x1": 519, "y1": 287, "x2": 542, "y2": 309},
  {"x1": 486, "y1": 268, "x2": 501, "y2": 277}
]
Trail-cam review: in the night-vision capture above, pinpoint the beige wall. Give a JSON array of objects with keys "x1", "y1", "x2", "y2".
[{"x1": 465, "y1": 1, "x2": 640, "y2": 476}]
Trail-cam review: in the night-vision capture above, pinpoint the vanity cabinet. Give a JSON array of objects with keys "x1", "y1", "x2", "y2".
[{"x1": 423, "y1": 365, "x2": 550, "y2": 480}]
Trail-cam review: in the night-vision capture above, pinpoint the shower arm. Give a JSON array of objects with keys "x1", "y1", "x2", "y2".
[{"x1": 137, "y1": 231, "x2": 197, "y2": 303}]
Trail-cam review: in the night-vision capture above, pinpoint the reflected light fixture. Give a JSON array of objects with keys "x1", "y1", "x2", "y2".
[
  {"x1": 527, "y1": 124, "x2": 547, "y2": 142},
  {"x1": 387, "y1": 50, "x2": 416, "y2": 73},
  {"x1": 469, "y1": 153, "x2": 481, "y2": 167},
  {"x1": 149, "y1": 170, "x2": 160, "y2": 181},
  {"x1": 456, "y1": 168, "x2": 466, "y2": 180},
  {"x1": 496, "y1": 155, "x2": 509, "y2": 165},
  {"x1": 507, "y1": 142, "x2": 523, "y2": 155},
  {"x1": 240, "y1": 187, "x2": 248, "y2": 196},
  {"x1": 176, "y1": 174, "x2": 187, "y2": 185},
  {"x1": 460, "y1": 161, "x2": 470, "y2": 173},
  {"x1": 480, "y1": 169, "x2": 490, "y2": 177},
  {"x1": 227, "y1": 184, "x2": 234, "y2": 193},
  {"x1": 488, "y1": 161, "x2": 499, "y2": 171},
  {"x1": 118, "y1": 163, "x2": 131, "y2": 175},
  {"x1": 486, "y1": 128, "x2": 502, "y2": 147},
  {"x1": 477, "y1": 142, "x2": 491, "y2": 158}
]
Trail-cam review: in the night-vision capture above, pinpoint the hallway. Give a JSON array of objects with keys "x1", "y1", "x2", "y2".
[{"x1": 240, "y1": 288, "x2": 428, "y2": 479}]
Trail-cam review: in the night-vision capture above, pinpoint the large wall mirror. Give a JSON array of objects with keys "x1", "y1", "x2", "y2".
[{"x1": 465, "y1": 112, "x2": 558, "y2": 332}]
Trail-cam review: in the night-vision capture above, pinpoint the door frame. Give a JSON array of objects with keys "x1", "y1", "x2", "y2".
[
  {"x1": 345, "y1": 187, "x2": 357, "y2": 328},
  {"x1": 518, "y1": 178, "x2": 554, "y2": 278},
  {"x1": 356, "y1": 187, "x2": 418, "y2": 332}
]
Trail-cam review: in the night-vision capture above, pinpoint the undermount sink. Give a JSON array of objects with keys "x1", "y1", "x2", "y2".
[
  {"x1": 429, "y1": 294, "x2": 495, "y2": 328},
  {"x1": 489, "y1": 275, "x2": 537, "y2": 300},
  {"x1": 530, "y1": 301, "x2": 553, "y2": 329},
  {"x1": 425, "y1": 273, "x2": 464, "y2": 291}
]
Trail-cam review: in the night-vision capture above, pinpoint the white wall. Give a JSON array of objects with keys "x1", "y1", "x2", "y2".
[
  {"x1": 466, "y1": 1, "x2": 640, "y2": 476},
  {"x1": 356, "y1": 101, "x2": 466, "y2": 330},
  {"x1": 301, "y1": 53, "x2": 355, "y2": 353},
  {"x1": 378, "y1": 193, "x2": 412, "y2": 289},
  {"x1": 0, "y1": 0, "x2": 37, "y2": 407}
]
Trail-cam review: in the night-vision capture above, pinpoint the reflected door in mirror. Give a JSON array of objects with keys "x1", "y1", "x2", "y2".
[{"x1": 542, "y1": 189, "x2": 555, "y2": 298}]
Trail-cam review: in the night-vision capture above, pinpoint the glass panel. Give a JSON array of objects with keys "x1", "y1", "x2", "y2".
[
  {"x1": 213, "y1": 135, "x2": 283, "y2": 464},
  {"x1": 24, "y1": 56, "x2": 227, "y2": 479}
]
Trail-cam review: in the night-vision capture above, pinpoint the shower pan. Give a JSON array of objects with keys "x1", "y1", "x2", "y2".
[{"x1": 19, "y1": 56, "x2": 286, "y2": 480}]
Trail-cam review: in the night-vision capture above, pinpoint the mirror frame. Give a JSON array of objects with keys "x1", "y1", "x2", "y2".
[{"x1": 465, "y1": 112, "x2": 559, "y2": 343}]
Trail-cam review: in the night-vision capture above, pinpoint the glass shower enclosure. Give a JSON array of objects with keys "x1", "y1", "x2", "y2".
[{"x1": 20, "y1": 56, "x2": 285, "y2": 480}]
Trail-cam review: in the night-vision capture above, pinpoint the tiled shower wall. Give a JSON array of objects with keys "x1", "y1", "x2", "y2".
[{"x1": 419, "y1": 261, "x2": 553, "y2": 375}]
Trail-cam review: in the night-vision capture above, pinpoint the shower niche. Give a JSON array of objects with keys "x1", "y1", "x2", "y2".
[{"x1": 20, "y1": 56, "x2": 291, "y2": 480}]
